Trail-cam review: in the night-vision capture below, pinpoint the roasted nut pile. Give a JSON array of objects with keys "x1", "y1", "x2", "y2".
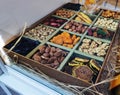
[
  {"x1": 87, "y1": 27, "x2": 114, "y2": 40},
  {"x1": 24, "y1": 25, "x2": 56, "y2": 41},
  {"x1": 50, "y1": 32, "x2": 80, "y2": 48},
  {"x1": 102, "y1": 10, "x2": 120, "y2": 20},
  {"x1": 55, "y1": 9, "x2": 75, "y2": 18},
  {"x1": 42, "y1": 17, "x2": 67, "y2": 28},
  {"x1": 79, "y1": 38, "x2": 110, "y2": 57},
  {"x1": 32, "y1": 45, "x2": 68, "y2": 69},
  {"x1": 63, "y1": 21, "x2": 88, "y2": 34},
  {"x1": 94, "y1": 18, "x2": 118, "y2": 31}
]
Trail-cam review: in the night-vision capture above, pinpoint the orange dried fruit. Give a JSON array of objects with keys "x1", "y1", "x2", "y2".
[
  {"x1": 67, "y1": 44, "x2": 74, "y2": 49},
  {"x1": 63, "y1": 38, "x2": 73, "y2": 44},
  {"x1": 71, "y1": 35, "x2": 77, "y2": 41},
  {"x1": 73, "y1": 37, "x2": 80, "y2": 45}
]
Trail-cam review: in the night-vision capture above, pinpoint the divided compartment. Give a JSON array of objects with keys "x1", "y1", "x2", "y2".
[
  {"x1": 94, "y1": 16, "x2": 119, "y2": 31},
  {"x1": 62, "y1": 52, "x2": 103, "y2": 83},
  {"x1": 62, "y1": 20, "x2": 89, "y2": 34},
  {"x1": 24, "y1": 24, "x2": 57, "y2": 42},
  {"x1": 62, "y1": 3, "x2": 81, "y2": 11},
  {"x1": 49, "y1": 30, "x2": 81, "y2": 49},
  {"x1": 53, "y1": 8, "x2": 76, "y2": 19},
  {"x1": 73, "y1": 12, "x2": 96, "y2": 25},
  {"x1": 41, "y1": 16, "x2": 67, "y2": 28},
  {"x1": 29, "y1": 43, "x2": 70, "y2": 69},
  {"x1": 86, "y1": 26, "x2": 115, "y2": 41},
  {"x1": 4, "y1": 37, "x2": 40, "y2": 56},
  {"x1": 76, "y1": 36, "x2": 111, "y2": 59},
  {"x1": 101, "y1": 9, "x2": 120, "y2": 20}
]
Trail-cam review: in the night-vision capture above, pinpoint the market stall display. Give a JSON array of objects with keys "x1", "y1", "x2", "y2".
[{"x1": 3, "y1": 2, "x2": 120, "y2": 95}]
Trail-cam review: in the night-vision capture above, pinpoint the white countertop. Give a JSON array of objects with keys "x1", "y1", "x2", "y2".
[{"x1": 0, "y1": 0, "x2": 70, "y2": 42}]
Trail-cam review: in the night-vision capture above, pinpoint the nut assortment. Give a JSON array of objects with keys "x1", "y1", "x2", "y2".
[
  {"x1": 63, "y1": 21, "x2": 88, "y2": 34},
  {"x1": 50, "y1": 32, "x2": 80, "y2": 48},
  {"x1": 94, "y1": 18, "x2": 118, "y2": 31},
  {"x1": 55, "y1": 9, "x2": 75, "y2": 18},
  {"x1": 4, "y1": 3, "x2": 120, "y2": 92},
  {"x1": 79, "y1": 38, "x2": 110, "y2": 57},
  {"x1": 42, "y1": 16, "x2": 67, "y2": 28},
  {"x1": 32, "y1": 45, "x2": 68, "y2": 69},
  {"x1": 24, "y1": 25, "x2": 56, "y2": 41},
  {"x1": 87, "y1": 27, "x2": 114, "y2": 40},
  {"x1": 102, "y1": 10, "x2": 120, "y2": 20}
]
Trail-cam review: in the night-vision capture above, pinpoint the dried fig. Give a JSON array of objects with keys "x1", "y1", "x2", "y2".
[
  {"x1": 32, "y1": 53, "x2": 41, "y2": 62},
  {"x1": 43, "y1": 53, "x2": 50, "y2": 57},
  {"x1": 45, "y1": 47, "x2": 51, "y2": 53},
  {"x1": 54, "y1": 51, "x2": 62, "y2": 57},
  {"x1": 60, "y1": 57, "x2": 65, "y2": 62},
  {"x1": 41, "y1": 60, "x2": 48, "y2": 64},
  {"x1": 39, "y1": 45, "x2": 46, "y2": 54},
  {"x1": 41, "y1": 56, "x2": 49, "y2": 60},
  {"x1": 53, "y1": 60, "x2": 59, "y2": 66},
  {"x1": 47, "y1": 57, "x2": 57, "y2": 64},
  {"x1": 50, "y1": 47, "x2": 56, "y2": 53}
]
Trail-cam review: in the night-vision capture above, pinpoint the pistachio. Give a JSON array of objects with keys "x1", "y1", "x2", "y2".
[{"x1": 24, "y1": 25, "x2": 56, "y2": 41}]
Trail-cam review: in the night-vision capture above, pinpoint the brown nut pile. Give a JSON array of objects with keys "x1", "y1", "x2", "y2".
[
  {"x1": 63, "y1": 21, "x2": 88, "y2": 34},
  {"x1": 50, "y1": 32, "x2": 80, "y2": 48},
  {"x1": 24, "y1": 25, "x2": 55, "y2": 41},
  {"x1": 102, "y1": 10, "x2": 120, "y2": 20},
  {"x1": 94, "y1": 18, "x2": 118, "y2": 31},
  {"x1": 79, "y1": 38, "x2": 110, "y2": 57},
  {"x1": 32, "y1": 45, "x2": 68, "y2": 69},
  {"x1": 55, "y1": 9, "x2": 75, "y2": 18}
]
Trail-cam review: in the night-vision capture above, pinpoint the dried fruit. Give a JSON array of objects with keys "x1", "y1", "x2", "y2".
[
  {"x1": 63, "y1": 21, "x2": 88, "y2": 34},
  {"x1": 50, "y1": 32, "x2": 80, "y2": 48},
  {"x1": 32, "y1": 45, "x2": 67, "y2": 69}
]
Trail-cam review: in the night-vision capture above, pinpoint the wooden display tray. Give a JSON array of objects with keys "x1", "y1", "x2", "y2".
[{"x1": 3, "y1": 2, "x2": 120, "y2": 91}]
